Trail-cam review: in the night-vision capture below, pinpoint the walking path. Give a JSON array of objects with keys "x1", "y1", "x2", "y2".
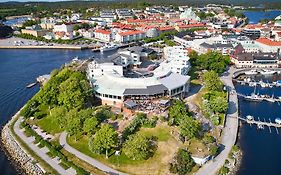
[
  {"x1": 185, "y1": 84, "x2": 214, "y2": 130},
  {"x1": 14, "y1": 117, "x2": 76, "y2": 175},
  {"x1": 59, "y1": 132, "x2": 128, "y2": 175},
  {"x1": 196, "y1": 66, "x2": 239, "y2": 175}
]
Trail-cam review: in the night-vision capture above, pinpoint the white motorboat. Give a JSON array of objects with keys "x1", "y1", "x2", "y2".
[
  {"x1": 275, "y1": 118, "x2": 281, "y2": 125},
  {"x1": 245, "y1": 69, "x2": 258, "y2": 75},
  {"x1": 244, "y1": 93, "x2": 263, "y2": 102},
  {"x1": 260, "y1": 69, "x2": 276, "y2": 75},
  {"x1": 246, "y1": 115, "x2": 254, "y2": 120},
  {"x1": 100, "y1": 43, "x2": 119, "y2": 53}
]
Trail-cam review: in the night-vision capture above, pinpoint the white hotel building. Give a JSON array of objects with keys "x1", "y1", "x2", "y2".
[{"x1": 87, "y1": 46, "x2": 191, "y2": 108}]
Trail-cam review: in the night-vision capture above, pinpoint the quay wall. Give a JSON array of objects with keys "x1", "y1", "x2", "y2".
[
  {"x1": 0, "y1": 111, "x2": 45, "y2": 175},
  {"x1": 0, "y1": 45, "x2": 88, "y2": 50},
  {"x1": 233, "y1": 68, "x2": 281, "y2": 79}
]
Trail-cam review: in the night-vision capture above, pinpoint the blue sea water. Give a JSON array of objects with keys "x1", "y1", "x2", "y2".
[
  {"x1": 0, "y1": 48, "x2": 113, "y2": 174},
  {"x1": 243, "y1": 10, "x2": 281, "y2": 24},
  {"x1": 235, "y1": 80, "x2": 281, "y2": 175}
]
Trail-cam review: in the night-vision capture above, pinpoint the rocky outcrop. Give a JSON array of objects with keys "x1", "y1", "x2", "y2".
[{"x1": 1, "y1": 114, "x2": 44, "y2": 175}]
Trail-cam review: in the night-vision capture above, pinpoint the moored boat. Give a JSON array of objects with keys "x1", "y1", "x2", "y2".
[
  {"x1": 245, "y1": 69, "x2": 258, "y2": 75},
  {"x1": 275, "y1": 118, "x2": 281, "y2": 124},
  {"x1": 246, "y1": 115, "x2": 254, "y2": 120},
  {"x1": 244, "y1": 93, "x2": 263, "y2": 102},
  {"x1": 26, "y1": 82, "x2": 37, "y2": 88},
  {"x1": 100, "y1": 44, "x2": 119, "y2": 53},
  {"x1": 260, "y1": 69, "x2": 276, "y2": 75}
]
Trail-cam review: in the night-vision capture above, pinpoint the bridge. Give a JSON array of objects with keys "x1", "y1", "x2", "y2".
[{"x1": 237, "y1": 116, "x2": 281, "y2": 134}]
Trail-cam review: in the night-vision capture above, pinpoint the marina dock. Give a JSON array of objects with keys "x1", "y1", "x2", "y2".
[
  {"x1": 237, "y1": 93, "x2": 281, "y2": 103},
  {"x1": 233, "y1": 79, "x2": 281, "y2": 88},
  {"x1": 238, "y1": 116, "x2": 281, "y2": 134}
]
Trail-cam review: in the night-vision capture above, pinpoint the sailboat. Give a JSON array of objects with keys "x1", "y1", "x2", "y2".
[{"x1": 244, "y1": 85, "x2": 263, "y2": 102}]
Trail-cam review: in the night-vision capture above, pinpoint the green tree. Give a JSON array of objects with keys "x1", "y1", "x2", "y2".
[
  {"x1": 203, "y1": 71, "x2": 223, "y2": 91},
  {"x1": 123, "y1": 133, "x2": 154, "y2": 160},
  {"x1": 58, "y1": 76, "x2": 85, "y2": 109},
  {"x1": 178, "y1": 116, "x2": 201, "y2": 141},
  {"x1": 49, "y1": 106, "x2": 67, "y2": 129},
  {"x1": 218, "y1": 166, "x2": 229, "y2": 175},
  {"x1": 66, "y1": 109, "x2": 82, "y2": 141},
  {"x1": 90, "y1": 124, "x2": 118, "y2": 158},
  {"x1": 193, "y1": 51, "x2": 230, "y2": 74},
  {"x1": 209, "y1": 96, "x2": 228, "y2": 114},
  {"x1": 22, "y1": 20, "x2": 38, "y2": 28},
  {"x1": 168, "y1": 99, "x2": 189, "y2": 125},
  {"x1": 169, "y1": 149, "x2": 195, "y2": 175},
  {"x1": 83, "y1": 117, "x2": 99, "y2": 135}
]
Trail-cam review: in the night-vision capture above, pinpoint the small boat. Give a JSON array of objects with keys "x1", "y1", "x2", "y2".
[
  {"x1": 249, "y1": 82, "x2": 257, "y2": 87},
  {"x1": 72, "y1": 56, "x2": 79, "y2": 62},
  {"x1": 100, "y1": 43, "x2": 119, "y2": 53},
  {"x1": 257, "y1": 124, "x2": 264, "y2": 129},
  {"x1": 245, "y1": 69, "x2": 258, "y2": 75},
  {"x1": 260, "y1": 69, "x2": 276, "y2": 75},
  {"x1": 26, "y1": 82, "x2": 37, "y2": 88},
  {"x1": 260, "y1": 81, "x2": 266, "y2": 88},
  {"x1": 246, "y1": 115, "x2": 254, "y2": 120},
  {"x1": 244, "y1": 84, "x2": 263, "y2": 102},
  {"x1": 276, "y1": 80, "x2": 281, "y2": 86},
  {"x1": 275, "y1": 118, "x2": 281, "y2": 125},
  {"x1": 244, "y1": 94, "x2": 263, "y2": 102}
]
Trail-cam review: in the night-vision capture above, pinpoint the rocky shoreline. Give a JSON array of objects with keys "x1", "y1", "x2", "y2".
[{"x1": 0, "y1": 112, "x2": 45, "y2": 175}]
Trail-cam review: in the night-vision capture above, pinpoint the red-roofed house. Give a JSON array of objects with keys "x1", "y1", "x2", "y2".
[
  {"x1": 175, "y1": 23, "x2": 206, "y2": 32},
  {"x1": 255, "y1": 38, "x2": 281, "y2": 52},
  {"x1": 116, "y1": 30, "x2": 146, "y2": 43},
  {"x1": 94, "y1": 29, "x2": 112, "y2": 42},
  {"x1": 159, "y1": 26, "x2": 175, "y2": 33}
]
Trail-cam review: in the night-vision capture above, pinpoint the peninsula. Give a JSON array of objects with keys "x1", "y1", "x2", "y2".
[{"x1": 1, "y1": 1, "x2": 281, "y2": 175}]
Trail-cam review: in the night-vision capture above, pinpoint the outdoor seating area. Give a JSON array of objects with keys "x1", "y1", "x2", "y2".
[{"x1": 124, "y1": 98, "x2": 170, "y2": 115}]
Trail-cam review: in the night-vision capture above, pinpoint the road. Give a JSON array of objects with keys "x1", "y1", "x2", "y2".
[
  {"x1": 59, "y1": 132, "x2": 128, "y2": 175},
  {"x1": 14, "y1": 117, "x2": 76, "y2": 175},
  {"x1": 196, "y1": 66, "x2": 239, "y2": 175}
]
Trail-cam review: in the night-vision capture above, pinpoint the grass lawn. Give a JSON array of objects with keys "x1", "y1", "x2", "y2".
[
  {"x1": 36, "y1": 116, "x2": 64, "y2": 135},
  {"x1": 186, "y1": 138, "x2": 210, "y2": 158},
  {"x1": 59, "y1": 161, "x2": 70, "y2": 170},
  {"x1": 38, "y1": 142, "x2": 45, "y2": 148},
  {"x1": 61, "y1": 148, "x2": 107, "y2": 175},
  {"x1": 46, "y1": 151, "x2": 56, "y2": 159},
  {"x1": 67, "y1": 124, "x2": 181, "y2": 175},
  {"x1": 138, "y1": 125, "x2": 171, "y2": 142}
]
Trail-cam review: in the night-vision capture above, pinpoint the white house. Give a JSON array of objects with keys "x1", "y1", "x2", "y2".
[
  {"x1": 53, "y1": 23, "x2": 74, "y2": 40},
  {"x1": 94, "y1": 29, "x2": 112, "y2": 42},
  {"x1": 191, "y1": 155, "x2": 211, "y2": 166},
  {"x1": 115, "y1": 30, "x2": 146, "y2": 43}
]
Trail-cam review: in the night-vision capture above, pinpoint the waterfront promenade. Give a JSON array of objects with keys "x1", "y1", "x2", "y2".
[
  {"x1": 14, "y1": 117, "x2": 76, "y2": 175},
  {"x1": 0, "y1": 37, "x2": 87, "y2": 50},
  {"x1": 196, "y1": 66, "x2": 239, "y2": 175},
  {"x1": 59, "y1": 132, "x2": 128, "y2": 175}
]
